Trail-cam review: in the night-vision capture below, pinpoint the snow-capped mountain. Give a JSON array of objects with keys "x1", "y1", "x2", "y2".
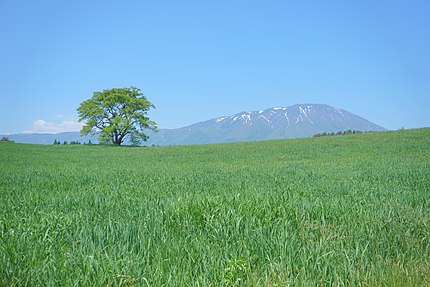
[
  {"x1": 211, "y1": 104, "x2": 374, "y2": 131},
  {"x1": 2, "y1": 104, "x2": 386, "y2": 146},
  {"x1": 146, "y1": 104, "x2": 386, "y2": 145}
]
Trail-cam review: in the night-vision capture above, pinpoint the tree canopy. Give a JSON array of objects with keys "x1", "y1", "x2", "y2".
[{"x1": 77, "y1": 87, "x2": 157, "y2": 145}]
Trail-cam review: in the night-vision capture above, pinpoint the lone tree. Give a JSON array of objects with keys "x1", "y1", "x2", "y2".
[{"x1": 77, "y1": 87, "x2": 157, "y2": 146}]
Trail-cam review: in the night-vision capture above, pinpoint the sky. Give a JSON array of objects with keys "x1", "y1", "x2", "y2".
[{"x1": 1, "y1": 0, "x2": 429, "y2": 134}]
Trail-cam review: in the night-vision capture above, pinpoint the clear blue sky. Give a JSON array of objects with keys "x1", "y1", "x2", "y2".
[{"x1": 1, "y1": 0, "x2": 429, "y2": 134}]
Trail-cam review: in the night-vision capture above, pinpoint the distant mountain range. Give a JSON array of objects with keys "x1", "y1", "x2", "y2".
[{"x1": 2, "y1": 104, "x2": 386, "y2": 146}]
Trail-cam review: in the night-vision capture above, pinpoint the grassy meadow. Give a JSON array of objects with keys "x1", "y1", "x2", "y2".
[{"x1": 1, "y1": 128, "x2": 429, "y2": 286}]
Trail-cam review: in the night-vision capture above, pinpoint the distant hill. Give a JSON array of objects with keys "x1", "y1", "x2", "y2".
[
  {"x1": 1, "y1": 132, "x2": 98, "y2": 145},
  {"x1": 2, "y1": 104, "x2": 386, "y2": 145}
]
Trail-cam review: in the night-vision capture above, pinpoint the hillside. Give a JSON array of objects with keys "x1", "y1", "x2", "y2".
[{"x1": 1, "y1": 128, "x2": 429, "y2": 286}]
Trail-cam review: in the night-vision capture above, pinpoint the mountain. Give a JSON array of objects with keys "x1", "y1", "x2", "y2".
[
  {"x1": 145, "y1": 104, "x2": 386, "y2": 145},
  {"x1": 2, "y1": 104, "x2": 386, "y2": 146}
]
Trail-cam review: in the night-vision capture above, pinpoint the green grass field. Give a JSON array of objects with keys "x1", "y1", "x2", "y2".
[{"x1": 1, "y1": 128, "x2": 429, "y2": 286}]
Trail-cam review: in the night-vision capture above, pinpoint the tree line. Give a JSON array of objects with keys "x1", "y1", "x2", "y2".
[
  {"x1": 313, "y1": 129, "x2": 372, "y2": 137},
  {"x1": 53, "y1": 140, "x2": 93, "y2": 145}
]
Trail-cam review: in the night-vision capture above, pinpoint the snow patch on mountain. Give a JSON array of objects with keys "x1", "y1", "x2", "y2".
[{"x1": 216, "y1": 117, "x2": 227, "y2": 123}]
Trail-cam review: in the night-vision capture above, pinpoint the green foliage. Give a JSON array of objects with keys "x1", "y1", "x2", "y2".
[
  {"x1": 77, "y1": 86, "x2": 157, "y2": 145},
  {"x1": 314, "y1": 129, "x2": 366, "y2": 137},
  {"x1": 223, "y1": 258, "x2": 251, "y2": 286},
  {"x1": 0, "y1": 137, "x2": 14, "y2": 143},
  {"x1": 1, "y1": 128, "x2": 429, "y2": 286}
]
